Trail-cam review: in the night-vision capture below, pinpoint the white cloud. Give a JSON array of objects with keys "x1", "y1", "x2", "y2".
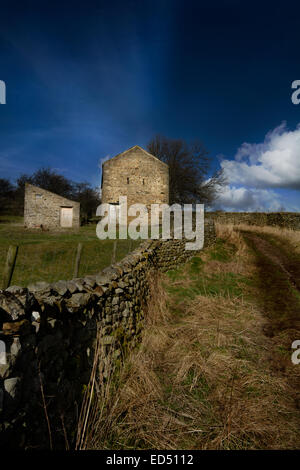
[
  {"x1": 220, "y1": 122, "x2": 300, "y2": 190},
  {"x1": 214, "y1": 186, "x2": 285, "y2": 212},
  {"x1": 213, "y1": 123, "x2": 300, "y2": 212}
]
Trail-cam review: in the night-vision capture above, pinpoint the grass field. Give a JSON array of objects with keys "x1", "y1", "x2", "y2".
[
  {"x1": 80, "y1": 223, "x2": 300, "y2": 450},
  {"x1": 0, "y1": 216, "x2": 140, "y2": 287}
]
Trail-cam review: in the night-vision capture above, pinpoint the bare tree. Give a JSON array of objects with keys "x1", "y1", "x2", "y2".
[
  {"x1": 147, "y1": 135, "x2": 226, "y2": 206},
  {"x1": 0, "y1": 178, "x2": 15, "y2": 214},
  {"x1": 73, "y1": 182, "x2": 101, "y2": 223},
  {"x1": 17, "y1": 168, "x2": 74, "y2": 199}
]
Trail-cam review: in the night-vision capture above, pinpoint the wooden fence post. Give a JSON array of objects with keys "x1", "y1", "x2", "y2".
[
  {"x1": 73, "y1": 243, "x2": 83, "y2": 278},
  {"x1": 2, "y1": 245, "x2": 18, "y2": 290},
  {"x1": 111, "y1": 240, "x2": 117, "y2": 264}
]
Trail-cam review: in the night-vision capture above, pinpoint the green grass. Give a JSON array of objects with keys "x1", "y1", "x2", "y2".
[
  {"x1": 166, "y1": 241, "x2": 253, "y2": 304},
  {"x1": 208, "y1": 238, "x2": 236, "y2": 262},
  {"x1": 189, "y1": 256, "x2": 204, "y2": 274},
  {"x1": 0, "y1": 215, "x2": 24, "y2": 224},
  {"x1": 183, "y1": 370, "x2": 211, "y2": 402},
  {"x1": 0, "y1": 217, "x2": 140, "y2": 287},
  {"x1": 167, "y1": 271, "x2": 249, "y2": 301}
]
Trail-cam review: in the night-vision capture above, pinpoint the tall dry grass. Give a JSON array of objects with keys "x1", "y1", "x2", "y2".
[
  {"x1": 215, "y1": 222, "x2": 300, "y2": 254},
  {"x1": 215, "y1": 223, "x2": 248, "y2": 256},
  {"x1": 76, "y1": 273, "x2": 173, "y2": 450},
  {"x1": 76, "y1": 327, "x2": 117, "y2": 450},
  {"x1": 79, "y1": 259, "x2": 300, "y2": 449}
]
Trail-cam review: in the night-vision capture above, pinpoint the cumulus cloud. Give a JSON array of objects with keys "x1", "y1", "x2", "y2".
[
  {"x1": 213, "y1": 123, "x2": 300, "y2": 211},
  {"x1": 220, "y1": 122, "x2": 300, "y2": 190},
  {"x1": 214, "y1": 186, "x2": 286, "y2": 212}
]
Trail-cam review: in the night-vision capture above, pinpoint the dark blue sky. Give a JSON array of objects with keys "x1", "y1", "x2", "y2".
[{"x1": 1, "y1": 0, "x2": 300, "y2": 210}]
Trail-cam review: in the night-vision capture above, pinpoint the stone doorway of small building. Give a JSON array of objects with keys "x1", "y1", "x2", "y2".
[{"x1": 60, "y1": 206, "x2": 73, "y2": 228}]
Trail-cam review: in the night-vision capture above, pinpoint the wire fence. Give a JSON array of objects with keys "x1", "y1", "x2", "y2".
[{"x1": 0, "y1": 238, "x2": 140, "y2": 289}]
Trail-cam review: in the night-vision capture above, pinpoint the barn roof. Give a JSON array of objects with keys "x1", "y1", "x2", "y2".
[{"x1": 102, "y1": 145, "x2": 168, "y2": 167}]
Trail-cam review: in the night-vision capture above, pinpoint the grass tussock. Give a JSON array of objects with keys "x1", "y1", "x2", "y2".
[
  {"x1": 215, "y1": 223, "x2": 248, "y2": 257},
  {"x1": 81, "y1": 235, "x2": 300, "y2": 450},
  {"x1": 216, "y1": 222, "x2": 300, "y2": 255}
]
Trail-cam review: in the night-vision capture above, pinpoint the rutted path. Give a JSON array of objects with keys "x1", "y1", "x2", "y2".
[
  {"x1": 241, "y1": 230, "x2": 300, "y2": 336},
  {"x1": 241, "y1": 230, "x2": 300, "y2": 418}
]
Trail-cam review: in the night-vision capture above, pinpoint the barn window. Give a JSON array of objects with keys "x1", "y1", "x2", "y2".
[{"x1": 127, "y1": 177, "x2": 129, "y2": 184}]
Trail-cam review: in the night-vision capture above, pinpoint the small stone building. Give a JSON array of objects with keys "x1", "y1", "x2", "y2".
[
  {"x1": 24, "y1": 183, "x2": 80, "y2": 229},
  {"x1": 101, "y1": 145, "x2": 169, "y2": 209}
]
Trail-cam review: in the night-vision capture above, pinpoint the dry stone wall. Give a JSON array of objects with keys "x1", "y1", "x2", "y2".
[
  {"x1": 0, "y1": 220, "x2": 216, "y2": 449},
  {"x1": 209, "y1": 211, "x2": 300, "y2": 230}
]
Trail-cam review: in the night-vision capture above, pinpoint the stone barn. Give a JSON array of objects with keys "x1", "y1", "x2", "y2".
[
  {"x1": 101, "y1": 145, "x2": 169, "y2": 211},
  {"x1": 24, "y1": 183, "x2": 80, "y2": 229}
]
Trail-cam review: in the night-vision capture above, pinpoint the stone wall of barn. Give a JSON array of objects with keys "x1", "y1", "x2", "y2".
[
  {"x1": 101, "y1": 146, "x2": 169, "y2": 210},
  {"x1": 24, "y1": 184, "x2": 80, "y2": 229}
]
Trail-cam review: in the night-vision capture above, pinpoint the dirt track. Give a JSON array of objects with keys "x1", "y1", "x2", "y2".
[
  {"x1": 242, "y1": 231, "x2": 300, "y2": 337},
  {"x1": 241, "y1": 230, "x2": 300, "y2": 412}
]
